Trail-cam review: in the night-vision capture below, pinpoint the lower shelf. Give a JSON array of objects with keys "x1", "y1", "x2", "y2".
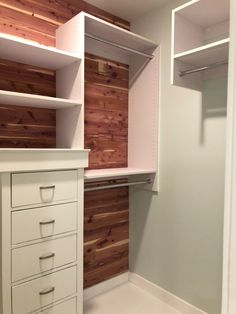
[{"x1": 84, "y1": 167, "x2": 156, "y2": 181}]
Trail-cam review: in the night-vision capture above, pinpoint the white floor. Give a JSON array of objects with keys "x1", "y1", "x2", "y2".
[{"x1": 84, "y1": 282, "x2": 181, "y2": 314}]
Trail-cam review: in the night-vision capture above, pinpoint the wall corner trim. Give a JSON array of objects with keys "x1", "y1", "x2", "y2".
[{"x1": 129, "y1": 272, "x2": 208, "y2": 314}]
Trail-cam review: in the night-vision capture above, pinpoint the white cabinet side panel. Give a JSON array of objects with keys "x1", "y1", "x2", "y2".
[
  {"x1": 0, "y1": 174, "x2": 11, "y2": 313},
  {"x1": 56, "y1": 13, "x2": 85, "y2": 149},
  {"x1": 77, "y1": 169, "x2": 84, "y2": 314},
  {"x1": 128, "y1": 47, "x2": 159, "y2": 191}
]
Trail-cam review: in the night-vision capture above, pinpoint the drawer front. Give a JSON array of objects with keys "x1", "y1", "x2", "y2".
[
  {"x1": 12, "y1": 235, "x2": 77, "y2": 282},
  {"x1": 11, "y1": 170, "x2": 77, "y2": 208},
  {"x1": 12, "y1": 266, "x2": 77, "y2": 314},
  {"x1": 39, "y1": 298, "x2": 76, "y2": 314},
  {"x1": 12, "y1": 202, "x2": 77, "y2": 244}
]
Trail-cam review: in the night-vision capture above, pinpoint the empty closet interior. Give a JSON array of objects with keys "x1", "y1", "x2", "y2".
[{"x1": 0, "y1": 0, "x2": 231, "y2": 313}]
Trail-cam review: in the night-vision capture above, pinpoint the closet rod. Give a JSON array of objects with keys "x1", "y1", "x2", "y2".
[
  {"x1": 179, "y1": 60, "x2": 228, "y2": 77},
  {"x1": 84, "y1": 179, "x2": 152, "y2": 192},
  {"x1": 85, "y1": 33, "x2": 154, "y2": 59}
]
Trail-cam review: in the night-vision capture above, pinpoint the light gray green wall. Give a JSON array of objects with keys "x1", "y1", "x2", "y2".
[{"x1": 130, "y1": 1, "x2": 227, "y2": 313}]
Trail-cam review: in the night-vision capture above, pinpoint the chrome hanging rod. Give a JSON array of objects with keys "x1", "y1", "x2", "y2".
[
  {"x1": 85, "y1": 33, "x2": 154, "y2": 59},
  {"x1": 84, "y1": 179, "x2": 152, "y2": 192},
  {"x1": 179, "y1": 60, "x2": 228, "y2": 77}
]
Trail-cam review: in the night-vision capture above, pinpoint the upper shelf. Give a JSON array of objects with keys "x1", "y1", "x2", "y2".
[
  {"x1": 84, "y1": 168, "x2": 156, "y2": 181},
  {"x1": 0, "y1": 33, "x2": 81, "y2": 70},
  {"x1": 174, "y1": 38, "x2": 229, "y2": 67},
  {"x1": 0, "y1": 90, "x2": 82, "y2": 109},
  {"x1": 83, "y1": 13, "x2": 157, "y2": 54}
]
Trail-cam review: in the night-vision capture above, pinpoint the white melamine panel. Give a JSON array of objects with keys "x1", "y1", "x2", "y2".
[
  {"x1": 173, "y1": 7, "x2": 229, "y2": 55},
  {"x1": 174, "y1": 38, "x2": 229, "y2": 67},
  {"x1": 0, "y1": 33, "x2": 80, "y2": 70},
  {"x1": 56, "y1": 13, "x2": 85, "y2": 150},
  {"x1": 84, "y1": 12, "x2": 156, "y2": 54},
  {"x1": 12, "y1": 235, "x2": 77, "y2": 282},
  {"x1": 11, "y1": 170, "x2": 77, "y2": 208},
  {"x1": 84, "y1": 168, "x2": 155, "y2": 181},
  {"x1": 40, "y1": 298, "x2": 77, "y2": 314},
  {"x1": 173, "y1": 12, "x2": 203, "y2": 54},
  {"x1": 12, "y1": 266, "x2": 77, "y2": 314},
  {"x1": 12, "y1": 202, "x2": 77, "y2": 244},
  {"x1": 0, "y1": 149, "x2": 89, "y2": 173},
  {"x1": 174, "y1": 0, "x2": 229, "y2": 28},
  {"x1": 0, "y1": 90, "x2": 81, "y2": 110},
  {"x1": 128, "y1": 48, "x2": 160, "y2": 191}
]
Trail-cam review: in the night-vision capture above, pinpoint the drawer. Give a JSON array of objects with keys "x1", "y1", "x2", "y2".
[
  {"x1": 12, "y1": 202, "x2": 77, "y2": 244},
  {"x1": 12, "y1": 266, "x2": 77, "y2": 314},
  {"x1": 11, "y1": 170, "x2": 77, "y2": 208},
  {"x1": 38, "y1": 298, "x2": 76, "y2": 314},
  {"x1": 12, "y1": 235, "x2": 77, "y2": 282}
]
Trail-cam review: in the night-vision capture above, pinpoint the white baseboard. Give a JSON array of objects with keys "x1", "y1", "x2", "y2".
[
  {"x1": 84, "y1": 272, "x2": 129, "y2": 301},
  {"x1": 129, "y1": 272, "x2": 208, "y2": 314}
]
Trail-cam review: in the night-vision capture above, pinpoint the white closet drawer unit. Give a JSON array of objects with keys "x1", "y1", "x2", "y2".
[
  {"x1": 11, "y1": 170, "x2": 78, "y2": 208},
  {"x1": 12, "y1": 202, "x2": 77, "y2": 244},
  {"x1": 39, "y1": 298, "x2": 77, "y2": 314},
  {"x1": 12, "y1": 235, "x2": 77, "y2": 282},
  {"x1": 12, "y1": 266, "x2": 77, "y2": 314}
]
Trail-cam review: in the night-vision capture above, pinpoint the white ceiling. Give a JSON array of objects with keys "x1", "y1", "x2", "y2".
[{"x1": 85, "y1": 0, "x2": 171, "y2": 21}]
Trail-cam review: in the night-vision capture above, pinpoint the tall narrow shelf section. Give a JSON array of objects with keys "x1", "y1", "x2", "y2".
[
  {"x1": 0, "y1": 32, "x2": 84, "y2": 148},
  {"x1": 171, "y1": 0, "x2": 230, "y2": 90},
  {"x1": 57, "y1": 12, "x2": 159, "y2": 191}
]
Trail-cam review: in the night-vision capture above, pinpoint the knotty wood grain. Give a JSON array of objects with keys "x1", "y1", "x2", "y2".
[
  {"x1": 0, "y1": 0, "x2": 130, "y2": 46},
  {"x1": 84, "y1": 187, "x2": 129, "y2": 288},
  {"x1": 85, "y1": 53, "x2": 129, "y2": 169},
  {"x1": 0, "y1": 104, "x2": 56, "y2": 148},
  {"x1": 0, "y1": 60, "x2": 56, "y2": 148}
]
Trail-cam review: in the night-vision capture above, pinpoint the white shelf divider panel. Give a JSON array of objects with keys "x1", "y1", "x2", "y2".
[
  {"x1": 0, "y1": 90, "x2": 82, "y2": 109},
  {"x1": 0, "y1": 33, "x2": 81, "y2": 70},
  {"x1": 84, "y1": 168, "x2": 156, "y2": 181}
]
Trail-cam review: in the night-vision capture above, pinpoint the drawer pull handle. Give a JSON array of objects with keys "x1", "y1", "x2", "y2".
[
  {"x1": 39, "y1": 219, "x2": 55, "y2": 225},
  {"x1": 40, "y1": 185, "x2": 55, "y2": 190},
  {"x1": 39, "y1": 253, "x2": 55, "y2": 260},
  {"x1": 39, "y1": 287, "x2": 55, "y2": 296}
]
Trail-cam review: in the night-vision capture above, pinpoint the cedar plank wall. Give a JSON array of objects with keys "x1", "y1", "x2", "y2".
[{"x1": 0, "y1": 0, "x2": 130, "y2": 287}]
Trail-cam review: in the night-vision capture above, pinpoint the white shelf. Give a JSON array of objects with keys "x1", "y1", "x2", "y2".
[
  {"x1": 0, "y1": 149, "x2": 89, "y2": 172},
  {"x1": 0, "y1": 33, "x2": 81, "y2": 70},
  {"x1": 0, "y1": 90, "x2": 82, "y2": 109},
  {"x1": 174, "y1": 38, "x2": 229, "y2": 67},
  {"x1": 84, "y1": 13, "x2": 157, "y2": 54},
  {"x1": 84, "y1": 168, "x2": 156, "y2": 180}
]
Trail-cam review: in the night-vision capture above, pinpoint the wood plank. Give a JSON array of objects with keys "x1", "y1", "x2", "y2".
[
  {"x1": 85, "y1": 53, "x2": 129, "y2": 170},
  {"x1": 0, "y1": 59, "x2": 56, "y2": 97},
  {"x1": 84, "y1": 256, "x2": 129, "y2": 288},
  {"x1": 0, "y1": 105, "x2": 55, "y2": 148},
  {"x1": 0, "y1": 0, "x2": 130, "y2": 46},
  {"x1": 85, "y1": 54, "x2": 129, "y2": 89},
  {"x1": 84, "y1": 187, "x2": 129, "y2": 288}
]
